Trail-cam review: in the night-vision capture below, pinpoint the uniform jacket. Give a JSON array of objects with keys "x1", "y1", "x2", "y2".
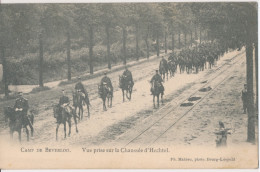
[
  {"x1": 59, "y1": 95, "x2": 70, "y2": 105},
  {"x1": 14, "y1": 97, "x2": 29, "y2": 112}
]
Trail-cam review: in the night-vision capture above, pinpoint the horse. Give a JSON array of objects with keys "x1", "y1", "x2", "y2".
[
  {"x1": 73, "y1": 91, "x2": 90, "y2": 121},
  {"x1": 159, "y1": 62, "x2": 168, "y2": 82},
  {"x1": 98, "y1": 83, "x2": 113, "y2": 111},
  {"x1": 119, "y1": 75, "x2": 133, "y2": 102},
  {"x1": 53, "y1": 104, "x2": 78, "y2": 141},
  {"x1": 151, "y1": 81, "x2": 164, "y2": 109},
  {"x1": 4, "y1": 106, "x2": 34, "y2": 142}
]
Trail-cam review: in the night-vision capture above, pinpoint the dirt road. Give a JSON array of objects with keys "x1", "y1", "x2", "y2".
[{"x1": 0, "y1": 48, "x2": 252, "y2": 148}]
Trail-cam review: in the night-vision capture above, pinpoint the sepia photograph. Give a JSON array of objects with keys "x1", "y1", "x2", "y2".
[{"x1": 0, "y1": 1, "x2": 258, "y2": 169}]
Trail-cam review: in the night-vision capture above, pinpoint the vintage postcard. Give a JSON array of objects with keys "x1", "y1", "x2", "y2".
[{"x1": 0, "y1": 1, "x2": 258, "y2": 169}]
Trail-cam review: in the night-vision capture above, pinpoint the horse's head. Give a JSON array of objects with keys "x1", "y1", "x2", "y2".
[{"x1": 4, "y1": 106, "x2": 14, "y2": 122}]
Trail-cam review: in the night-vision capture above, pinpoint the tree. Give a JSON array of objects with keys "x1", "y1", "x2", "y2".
[
  {"x1": 99, "y1": 4, "x2": 118, "y2": 69},
  {"x1": 75, "y1": 4, "x2": 100, "y2": 74}
]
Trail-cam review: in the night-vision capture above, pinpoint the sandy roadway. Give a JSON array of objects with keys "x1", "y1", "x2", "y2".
[{"x1": 0, "y1": 48, "x2": 256, "y2": 148}]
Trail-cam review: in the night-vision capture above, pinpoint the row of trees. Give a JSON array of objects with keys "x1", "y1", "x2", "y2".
[{"x1": 0, "y1": 3, "x2": 205, "y2": 90}]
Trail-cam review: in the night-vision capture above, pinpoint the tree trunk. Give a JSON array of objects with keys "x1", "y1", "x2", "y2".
[
  {"x1": 145, "y1": 25, "x2": 150, "y2": 59},
  {"x1": 1, "y1": 47, "x2": 8, "y2": 97},
  {"x1": 195, "y1": 24, "x2": 198, "y2": 40},
  {"x1": 164, "y1": 28, "x2": 167, "y2": 54},
  {"x1": 190, "y1": 31, "x2": 193, "y2": 46},
  {"x1": 156, "y1": 29, "x2": 159, "y2": 57},
  {"x1": 255, "y1": 43, "x2": 258, "y2": 112},
  {"x1": 199, "y1": 27, "x2": 202, "y2": 44},
  {"x1": 123, "y1": 26, "x2": 127, "y2": 64},
  {"x1": 66, "y1": 31, "x2": 71, "y2": 80},
  {"x1": 39, "y1": 34, "x2": 44, "y2": 87},
  {"x1": 135, "y1": 23, "x2": 139, "y2": 61},
  {"x1": 172, "y1": 33, "x2": 174, "y2": 52},
  {"x1": 89, "y1": 25, "x2": 94, "y2": 74},
  {"x1": 246, "y1": 43, "x2": 255, "y2": 143},
  {"x1": 106, "y1": 24, "x2": 111, "y2": 69},
  {"x1": 178, "y1": 31, "x2": 181, "y2": 49},
  {"x1": 184, "y1": 33, "x2": 187, "y2": 47}
]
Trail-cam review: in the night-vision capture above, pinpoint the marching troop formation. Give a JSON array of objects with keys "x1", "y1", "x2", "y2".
[{"x1": 4, "y1": 41, "x2": 229, "y2": 142}]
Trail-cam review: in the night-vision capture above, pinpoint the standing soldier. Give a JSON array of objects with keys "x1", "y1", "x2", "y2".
[
  {"x1": 150, "y1": 70, "x2": 164, "y2": 95},
  {"x1": 14, "y1": 92, "x2": 29, "y2": 124},
  {"x1": 242, "y1": 84, "x2": 248, "y2": 114}
]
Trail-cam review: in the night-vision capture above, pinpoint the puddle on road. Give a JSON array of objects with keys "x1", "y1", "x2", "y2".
[
  {"x1": 199, "y1": 86, "x2": 212, "y2": 92},
  {"x1": 180, "y1": 102, "x2": 194, "y2": 107},
  {"x1": 188, "y1": 97, "x2": 201, "y2": 101}
]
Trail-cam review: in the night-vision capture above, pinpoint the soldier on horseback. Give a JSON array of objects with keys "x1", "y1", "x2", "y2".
[
  {"x1": 122, "y1": 66, "x2": 134, "y2": 87},
  {"x1": 100, "y1": 72, "x2": 113, "y2": 96},
  {"x1": 14, "y1": 92, "x2": 29, "y2": 124},
  {"x1": 75, "y1": 77, "x2": 90, "y2": 105},
  {"x1": 160, "y1": 56, "x2": 168, "y2": 70},
  {"x1": 57, "y1": 90, "x2": 71, "y2": 122},
  {"x1": 150, "y1": 70, "x2": 164, "y2": 95}
]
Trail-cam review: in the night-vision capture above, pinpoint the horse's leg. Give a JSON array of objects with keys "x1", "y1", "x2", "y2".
[
  {"x1": 161, "y1": 93, "x2": 163, "y2": 104},
  {"x1": 157, "y1": 95, "x2": 159, "y2": 107},
  {"x1": 110, "y1": 96, "x2": 113, "y2": 107},
  {"x1": 25, "y1": 126, "x2": 29, "y2": 141},
  {"x1": 103, "y1": 99, "x2": 107, "y2": 111},
  {"x1": 27, "y1": 118, "x2": 34, "y2": 137},
  {"x1": 18, "y1": 129, "x2": 22, "y2": 143},
  {"x1": 73, "y1": 114, "x2": 79, "y2": 133},
  {"x1": 87, "y1": 104, "x2": 90, "y2": 118},
  {"x1": 153, "y1": 95, "x2": 156, "y2": 109},
  {"x1": 68, "y1": 120, "x2": 71, "y2": 137},
  {"x1": 63, "y1": 122, "x2": 67, "y2": 139},
  {"x1": 122, "y1": 89, "x2": 125, "y2": 102},
  {"x1": 56, "y1": 123, "x2": 60, "y2": 141},
  {"x1": 80, "y1": 106, "x2": 83, "y2": 120}
]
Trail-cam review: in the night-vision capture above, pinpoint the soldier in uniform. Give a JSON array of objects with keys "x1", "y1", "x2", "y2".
[
  {"x1": 14, "y1": 92, "x2": 29, "y2": 123},
  {"x1": 159, "y1": 56, "x2": 168, "y2": 70},
  {"x1": 150, "y1": 70, "x2": 164, "y2": 95},
  {"x1": 122, "y1": 66, "x2": 134, "y2": 86},
  {"x1": 100, "y1": 72, "x2": 113, "y2": 94},
  {"x1": 242, "y1": 84, "x2": 248, "y2": 114},
  {"x1": 75, "y1": 77, "x2": 90, "y2": 105},
  {"x1": 59, "y1": 89, "x2": 70, "y2": 107}
]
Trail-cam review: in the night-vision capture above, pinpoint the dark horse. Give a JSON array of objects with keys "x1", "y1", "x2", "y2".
[
  {"x1": 98, "y1": 83, "x2": 113, "y2": 111},
  {"x1": 159, "y1": 62, "x2": 168, "y2": 82},
  {"x1": 168, "y1": 60, "x2": 177, "y2": 77},
  {"x1": 151, "y1": 81, "x2": 164, "y2": 108},
  {"x1": 119, "y1": 75, "x2": 133, "y2": 102},
  {"x1": 53, "y1": 104, "x2": 78, "y2": 141},
  {"x1": 73, "y1": 91, "x2": 90, "y2": 121},
  {"x1": 4, "y1": 106, "x2": 34, "y2": 142}
]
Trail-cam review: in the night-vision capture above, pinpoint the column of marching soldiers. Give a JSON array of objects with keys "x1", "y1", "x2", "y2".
[{"x1": 4, "y1": 40, "x2": 228, "y2": 142}]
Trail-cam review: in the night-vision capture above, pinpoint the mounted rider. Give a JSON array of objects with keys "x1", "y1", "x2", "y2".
[
  {"x1": 14, "y1": 92, "x2": 29, "y2": 124},
  {"x1": 100, "y1": 72, "x2": 113, "y2": 96},
  {"x1": 75, "y1": 77, "x2": 90, "y2": 105},
  {"x1": 150, "y1": 70, "x2": 164, "y2": 95},
  {"x1": 159, "y1": 56, "x2": 168, "y2": 71},
  {"x1": 57, "y1": 90, "x2": 72, "y2": 122},
  {"x1": 121, "y1": 66, "x2": 134, "y2": 87}
]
